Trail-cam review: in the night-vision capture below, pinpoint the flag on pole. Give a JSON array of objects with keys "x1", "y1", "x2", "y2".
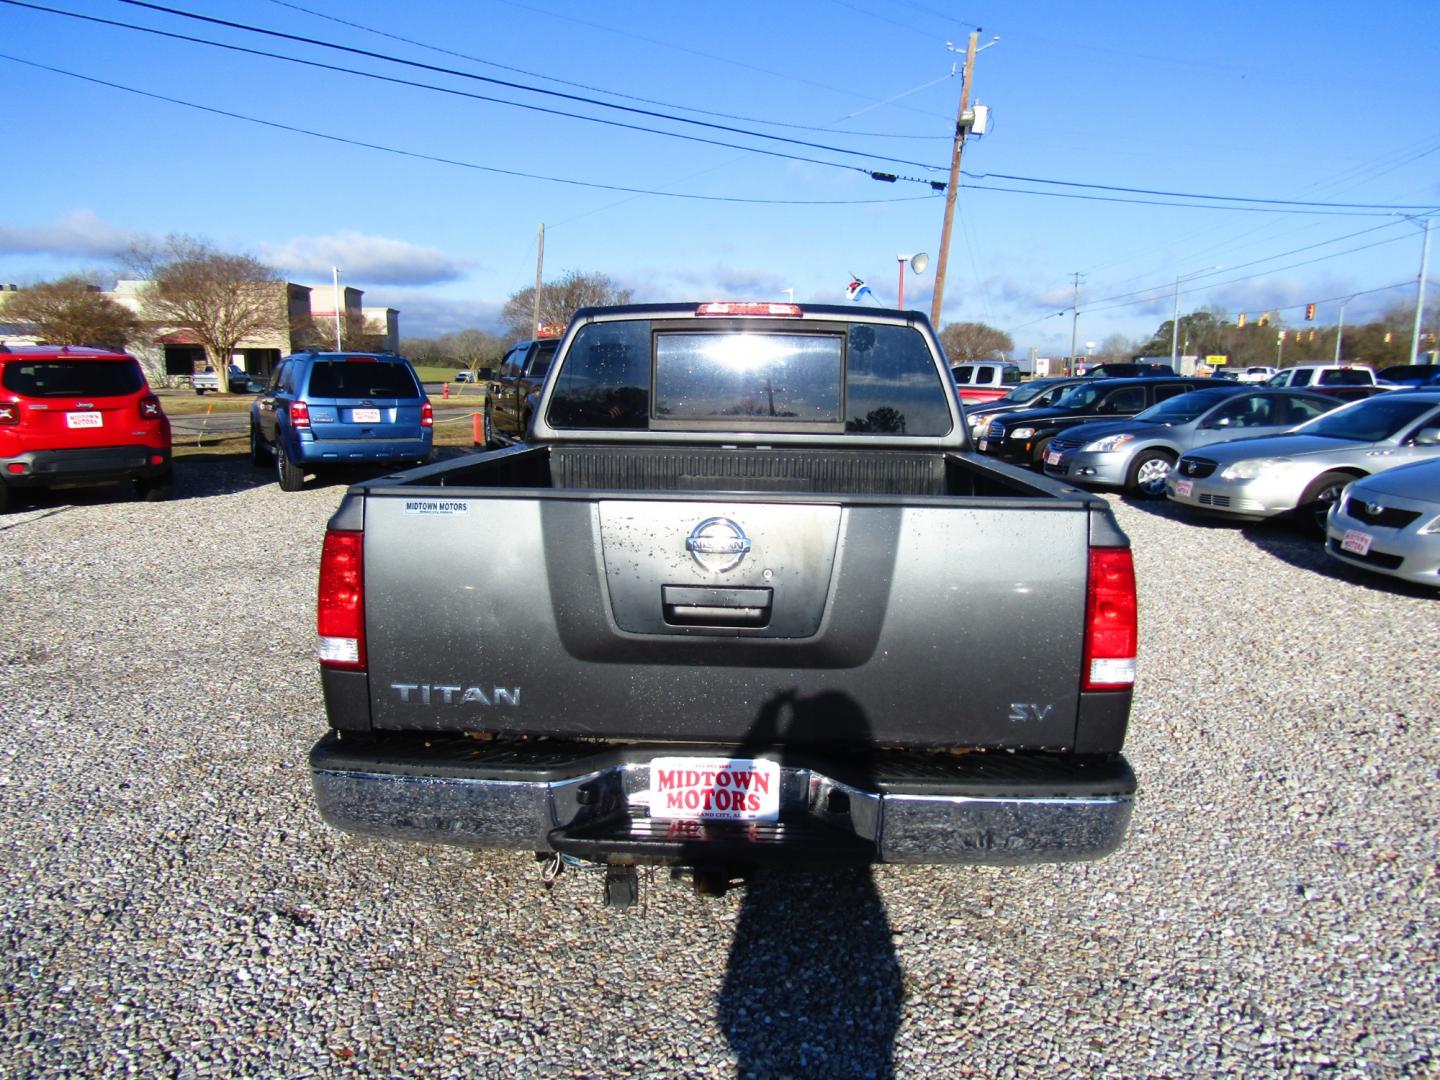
[{"x1": 846, "y1": 277, "x2": 873, "y2": 303}]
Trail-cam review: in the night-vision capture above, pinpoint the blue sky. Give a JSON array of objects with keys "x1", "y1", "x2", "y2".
[{"x1": 1, "y1": 0, "x2": 1437, "y2": 356}]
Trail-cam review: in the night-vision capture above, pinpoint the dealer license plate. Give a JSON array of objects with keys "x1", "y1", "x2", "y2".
[
  {"x1": 977, "y1": 438, "x2": 988, "y2": 451},
  {"x1": 1175, "y1": 479, "x2": 1194, "y2": 497},
  {"x1": 649, "y1": 757, "x2": 781, "y2": 822},
  {"x1": 351, "y1": 407, "x2": 381, "y2": 423},
  {"x1": 1341, "y1": 529, "x2": 1373, "y2": 556},
  {"x1": 1046, "y1": 450, "x2": 1062, "y2": 466},
  {"x1": 66, "y1": 411, "x2": 102, "y2": 429}
]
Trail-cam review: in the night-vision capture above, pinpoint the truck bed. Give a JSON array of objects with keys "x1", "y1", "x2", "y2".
[{"x1": 324, "y1": 445, "x2": 1127, "y2": 754}]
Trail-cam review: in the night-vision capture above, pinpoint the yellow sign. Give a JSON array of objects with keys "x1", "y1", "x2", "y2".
[{"x1": 1206, "y1": 355, "x2": 1228, "y2": 366}]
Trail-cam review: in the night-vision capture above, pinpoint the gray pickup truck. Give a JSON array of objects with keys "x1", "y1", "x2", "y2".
[{"x1": 309, "y1": 301, "x2": 1138, "y2": 905}]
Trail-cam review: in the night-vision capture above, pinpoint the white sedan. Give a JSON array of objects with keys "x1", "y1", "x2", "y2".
[
  {"x1": 1165, "y1": 391, "x2": 1440, "y2": 533},
  {"x1": 1325, "y1": 458, "x2": 1440, "y2": 588}
]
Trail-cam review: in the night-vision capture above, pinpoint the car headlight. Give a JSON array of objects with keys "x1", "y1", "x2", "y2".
[
  {"x1": 1010, "y1": 426, "x2": 1036, "y2": 439},
  {"x1": 1418, "y1": 514, "x2": 1440, "y2": 536},
  {"x1": 1220, "y1": 457, "x2": 1293, "y2": 481},
  {"x1": 1084, "y1": 433, "x2": 1135, "y2": 452}
]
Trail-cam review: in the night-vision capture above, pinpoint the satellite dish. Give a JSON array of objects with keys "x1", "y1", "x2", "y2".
[{"x1": 910, "y1": 252, "x2": 930, "y2": 275}]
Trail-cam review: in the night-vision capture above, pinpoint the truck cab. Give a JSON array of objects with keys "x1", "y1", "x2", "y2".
[
  {"x1": 950, "y1": 360, "x2": 1022, "y2": 403},
  {"x1": 482, "y1": 336, "x2": 561, "y2": 445}
]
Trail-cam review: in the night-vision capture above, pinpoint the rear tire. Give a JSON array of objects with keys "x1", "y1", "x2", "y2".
[
  {"x1": 1296, "y1": 470, "x2": 1352, "y2": 535},
  {"x1": 135, "y1": 468, "x2": 174, "y2": 502},
  {"x1": 0, "y1": 480, "x2": 9, "y2": 514},
  {"x1": 275, "y1": 442, "x2": 306, "y2": 492},
  {"x1": 249, "y1": 421, "x2": 271, "y2": 465},
  {"x1": 1127, "y1": 449, "x2": 1176, "y2": 497}
]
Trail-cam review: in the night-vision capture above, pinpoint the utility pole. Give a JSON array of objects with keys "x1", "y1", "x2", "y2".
[
  {"x1": 930, "y1": 30, "x2": 980, "y2": 328},
  {"x1": 532, "y1": 223, "x2": 545, "y2": 338},
  {"x1": 1068, "y1": 272, "x2": 1084, "y2": 363}
]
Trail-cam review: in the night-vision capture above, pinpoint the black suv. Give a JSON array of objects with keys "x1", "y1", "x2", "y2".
[{"x1": 975, "y1": 376, "x2": 1213, "y2": 469}]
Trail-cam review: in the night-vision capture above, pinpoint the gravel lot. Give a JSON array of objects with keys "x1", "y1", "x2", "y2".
[{"x1": 1, "y1": 456, "x2": 1436, "y2": 1078}]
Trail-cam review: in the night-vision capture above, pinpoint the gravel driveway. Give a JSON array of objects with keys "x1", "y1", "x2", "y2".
[{"x1": 1, "y1": 457, "x2": 1436, "y2": 1078}]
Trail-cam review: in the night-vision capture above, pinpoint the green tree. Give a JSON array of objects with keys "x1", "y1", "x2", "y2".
[
  {"x1": 500, "y1": 270, "x2": 632, "y2": 340},
  {"x1": 0, "y1": 275, "x2": 138, "y2": 348},
  {"x1": 127, "y1": 236, "x2": 286, "y2": 394},
  {"x1": 938, "y1": 321, "x2": 1014, "y2": 362}
]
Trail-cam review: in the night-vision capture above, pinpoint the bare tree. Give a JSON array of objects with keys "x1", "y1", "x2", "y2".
[
  {"x1": 127, "y1": 236, "x2": 287, "y2": 393},
  {"x1": 500, "y1": 270, "x2": 632, "y2": 340},
  {"x1": 1, "y1": 275, "x2": 138, "y2": 348},
  {"x1": 938, "y1": 321, "x2": 1015, "y2": 362}
]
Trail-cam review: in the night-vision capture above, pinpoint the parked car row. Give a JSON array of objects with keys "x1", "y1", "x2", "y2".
[{"x1": 970, "y1": 376, "x2": 1440, "y2": 589}]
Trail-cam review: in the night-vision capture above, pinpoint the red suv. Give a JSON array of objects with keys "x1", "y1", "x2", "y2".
[{"x1": 0, "y1": 345, "x2": 172, "y2": 512}]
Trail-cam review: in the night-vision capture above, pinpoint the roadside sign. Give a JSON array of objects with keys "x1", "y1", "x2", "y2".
[{"x1": 1206, "y1": 355, "x2": 1228, "y2": 366}]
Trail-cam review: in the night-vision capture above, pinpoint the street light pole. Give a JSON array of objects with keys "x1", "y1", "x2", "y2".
[
  {"x1": 1068, "y1": 271, "x2": 1084, "y2": 363},
  {"x1": 1409, "y1": 217, "x2": 1432, "y2": 363},
  {"x1": 1170, "y1": 275, "x2": 1182, "y2": 368},
  {"x1": 331, "y1": 267, "x2": 342, "y2": 351},
  {"x1": 1334, "y1": 295, "x2": 1356, "y2": 364}
]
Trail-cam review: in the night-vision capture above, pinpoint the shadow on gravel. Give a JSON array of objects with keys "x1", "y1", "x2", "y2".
[
  {"x1": 716, "y1": 691, "x2": 904, "y2": 1079},
  {"x1": 1243, "y1": 522, "x2": 1440, "y2": 599}
]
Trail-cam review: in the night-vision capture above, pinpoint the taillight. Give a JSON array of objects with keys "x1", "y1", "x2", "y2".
[
  {"x1": 318, "y1": 529, "x2": 365, "y2": 670},
  {"x1": 1083, "y1": 547, "x2": 1137, "y2": 692},
  {"x1": 290, "y1": 400, "x2": 311, "y2": 429},
  {"x1": 0, "y1": 402, "x2": 17, "y2": 424},
  {"x1": 421, "y1": 400, "x2": 433, "y2": 428},
  {"x1": 138, "y1": 394, "x2": 162, "y2": 420},
  {"x1": 696, "y1": 302, "x2": 803, "y2": 317}
]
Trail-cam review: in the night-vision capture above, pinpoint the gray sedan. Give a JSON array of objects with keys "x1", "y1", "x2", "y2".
[
  {"x1": 1165, "y1": 390, "x2": 1440, "y2": 532},
  {"x1": 1325, "y1": 458, "x2": 1440, "y2": 588},
  {"x1": 1042, "y1": 386, "x2": 1337, "y2": 495}
]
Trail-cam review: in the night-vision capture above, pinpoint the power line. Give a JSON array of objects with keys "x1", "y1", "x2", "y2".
[
  {"x1": 0, "y1": 0, "x2": 948, "y2": 185},
  {"x1": 108, "y1": 0, "x2": 946, "y2": 170},
  {"x1": 963, "y1": 169, "x2": 1439, "y2": 211},
  {"x1": 961, "y1": 181, "x2": 1434, "y2": 218},
  {"x1": 261, "y1": 0, "x2": 947, "y2": 140},
  {"x1": 1082, "y1": 222, "x2": 1412, "y2": 310},
  {"x1": 0, "y1": 52, "x2": 945, "y2": 207}
]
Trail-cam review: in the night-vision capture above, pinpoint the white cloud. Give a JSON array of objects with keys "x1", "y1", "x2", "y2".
[
  {"x1": 263, "y1": 231, "x2": 470, "y2": 286},
  {"x1": 371, "y1": 289, "x2": 505, "y2": 338},
  {"x1": 0, "y1": 211, "x2": 143, "y2": 258}
]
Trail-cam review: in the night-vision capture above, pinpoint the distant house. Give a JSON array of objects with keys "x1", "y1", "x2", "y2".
[{"x1": 111, "y1": 280, "x2": 401, "y2": 385}]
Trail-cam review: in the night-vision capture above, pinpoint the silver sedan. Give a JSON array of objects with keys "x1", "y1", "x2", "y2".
[
  {"x1": 1042, "y1": 387, "x2": 1337, "y2": 496},
  {"x1": 1325, "y1": 458, "x2": 1440, "y2": 588},
  {"x1": 1165, "y1": 390, "x2": 1440, "y2": 532}
]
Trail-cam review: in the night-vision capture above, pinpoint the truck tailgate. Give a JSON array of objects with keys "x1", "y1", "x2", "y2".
[{"x1": 360, "y1": 492, "x2": 1092, "y2": 750}]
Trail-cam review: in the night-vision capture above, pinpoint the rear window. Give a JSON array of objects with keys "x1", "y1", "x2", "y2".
[
  {"x1": 1, "y1": 359, "x2": 144, "y2": 398},
  {"x1": 305, "y1": 360, "x2": 420, "y2": 399},
  {"x1": 546, "y1": 319, "x2": 951, "y2": 435},
  {"x1": 529, "y1": 340, "x2": 559, "y2": 379},
  {"x1": 1317, "y1": 369, "x2": 1372, "y2": 386}
]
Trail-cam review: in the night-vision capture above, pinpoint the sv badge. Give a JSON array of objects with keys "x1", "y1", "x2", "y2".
[{"x1": 1008, "y1": 703, "x2": 1054, "y2": 724}]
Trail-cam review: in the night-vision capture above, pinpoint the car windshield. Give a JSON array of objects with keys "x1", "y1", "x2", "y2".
[
  {"x1": 1052, "y1": 384, "x2": 1102, "y2": 409},
  {"x1": 1297, "y1": 397, "x2": 1439, "y2": 441},
  {"x1": 1, "y1": 359, "x2": 144, "y2": 397},
  {"x1": 1000, "y1": 381, "x2": 1054, "y2": 404},
  {"x1": 1131, "y1": 389, "x2": 1235, "y2": 424}
]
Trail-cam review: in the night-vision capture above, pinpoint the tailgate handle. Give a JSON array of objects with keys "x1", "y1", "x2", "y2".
[{"x1": 662, "y1": 585, "x2": 772, "y2": 628}]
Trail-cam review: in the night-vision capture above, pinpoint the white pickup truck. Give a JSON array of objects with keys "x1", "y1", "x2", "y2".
[{"x1": 191, "y1": 364, "x2": 249, "y2": 394}]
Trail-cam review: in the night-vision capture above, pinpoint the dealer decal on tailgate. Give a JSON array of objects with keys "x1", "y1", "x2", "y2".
[{"x1": 649, "y1": 757, "x2": 781, "y2": 822}]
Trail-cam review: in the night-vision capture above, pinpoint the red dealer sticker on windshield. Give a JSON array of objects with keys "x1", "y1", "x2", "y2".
[{"x1": 648, "y1": 757, "x2": 781, "y2": 822}]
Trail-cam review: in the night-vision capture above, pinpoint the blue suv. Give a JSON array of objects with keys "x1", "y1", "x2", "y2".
[{"x1": 249, "y1": 351, "x2": 433, "y2": 490}]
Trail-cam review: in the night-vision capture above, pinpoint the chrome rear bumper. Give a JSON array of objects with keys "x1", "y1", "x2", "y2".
[{"x1": 310, "y1": 735, "x2": 1134, "y2": 867}]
